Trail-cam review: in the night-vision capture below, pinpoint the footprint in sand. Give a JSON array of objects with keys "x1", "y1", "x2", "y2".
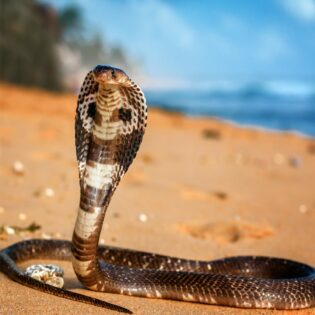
[
  {"x1": 178, "y1": 221, "x2": 273, "y2": 244},
  {"x1": 307, "y1": 143, "x2": 315, "y2": 155},
  {"x1": 202, "y1": 128, "x2": 221, "y2": 140}
]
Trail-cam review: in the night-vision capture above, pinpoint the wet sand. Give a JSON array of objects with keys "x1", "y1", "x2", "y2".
[{"x1": 0, "y1": 83, "x2": 315, "y2": 315}]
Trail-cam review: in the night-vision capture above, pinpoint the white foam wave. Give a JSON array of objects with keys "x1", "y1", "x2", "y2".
[{"x1": 145, "y1": 79, "x2": 315, "y2": 99}]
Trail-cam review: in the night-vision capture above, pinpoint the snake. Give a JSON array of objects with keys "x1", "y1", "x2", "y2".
[{"x1": 1, "y1": 65, "x2": 315, "y2": 314}]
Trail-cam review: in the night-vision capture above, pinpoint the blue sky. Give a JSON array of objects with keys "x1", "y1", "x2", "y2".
[{"x1": 49, "y1": 0, "x2": 315, "y2": 87}]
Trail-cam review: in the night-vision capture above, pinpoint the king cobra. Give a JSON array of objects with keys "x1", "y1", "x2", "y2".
[{"x1": 1, "y1": 65, "x2": 315, "y2": 314}]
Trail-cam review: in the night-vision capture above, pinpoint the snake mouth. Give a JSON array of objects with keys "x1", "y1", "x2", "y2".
[{"x1": 93, "y1": 65, "x2": 129, "y2": 86}]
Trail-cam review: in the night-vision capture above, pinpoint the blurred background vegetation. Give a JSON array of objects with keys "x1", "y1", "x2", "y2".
[{"x1": 0, "y1": 0, "x2": 135, "y2": 91}]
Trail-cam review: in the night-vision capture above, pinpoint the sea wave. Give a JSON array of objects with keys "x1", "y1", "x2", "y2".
[
  {"x1": 144, "y1": 80, "x2": 315, "y2": 137},
  {"x1": 145, "y1": 80, "x2": 315, "y2": 100}
]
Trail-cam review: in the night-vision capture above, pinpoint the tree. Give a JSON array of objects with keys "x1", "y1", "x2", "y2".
[{"x1": 0, "y1": 0, "x2": 62, "y2": 90}]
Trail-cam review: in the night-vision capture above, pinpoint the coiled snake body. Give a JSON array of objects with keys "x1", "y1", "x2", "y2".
[{"x1": 1, "y1": 65, "x2": 315, "y2": 313}]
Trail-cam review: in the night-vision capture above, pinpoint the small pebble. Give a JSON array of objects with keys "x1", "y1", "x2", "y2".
[
  {"x1": 299, "y1": 204, "x2": 308, "y2": 214},
  {"x1": 213, "y1": 191, "x2": 228, "y2": 200},
  {"x1": 289, "y1": 155, "x2": 302, "y2": 168},
  {"x1": 19, "y1": 213, "x2": 27, "y2": 221},
  {"x1": 4, "y1": 226, "x2": 15, "y2": 235},
  {"x1": 33, "y1": 190, "x2": 41, "y2": 198},
  {"x1": 202, "y1": 128, "x2": 221, "y2": 140},
  {"x1": 99, "y1": 238, "x2": 105, "y2": 245},
  {"x1": 44, "y1": 188, "x2": 55, "y2": 197},
  {"x1": 273, "y1": 153, "x2": 285, "y2": 165},
  {"x1": 25, "y1": 264, "x2": 64, "y2": 288},
  {"x1": 0, "y1": 206, "x2": 4, "y2": 214},
  {"x1": 12, "y1": 161, "x2": 25, "y2": 175},
  {"x1": 41, "y1": 232, "x2": 51, "y2": 239},
  {"x1": 141, "y1": 153, "x2": 154, "y2": 163},
  {"x1": 138, "y1": 213, "x2": 148, "y2": 223}
]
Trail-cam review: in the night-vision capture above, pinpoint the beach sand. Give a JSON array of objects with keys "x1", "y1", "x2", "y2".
[{"x1": 0, "y1": 82, "x2": 315, "y2": 315}]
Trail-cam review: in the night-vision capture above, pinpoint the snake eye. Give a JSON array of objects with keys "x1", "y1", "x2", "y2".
[
  {"x1": 111, "y1": 70, "x2": 116, "y2": 79},
  {"x1": 119, "y1": 107, "x2": 132, "y2": 122}
]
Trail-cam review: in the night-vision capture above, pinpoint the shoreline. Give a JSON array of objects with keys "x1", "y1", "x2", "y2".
[{"x1": 150, "y1": 104, "x2": 315, "y2": 140}]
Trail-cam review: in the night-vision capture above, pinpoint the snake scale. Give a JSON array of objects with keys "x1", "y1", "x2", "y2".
[{"x1": 1, "y1": 65, "x2": 315, "y2": 314}]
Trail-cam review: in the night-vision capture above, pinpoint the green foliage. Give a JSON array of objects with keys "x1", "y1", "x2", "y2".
[
  {"x1": 0, "y1": 0, "x2": 63, "y2": 90},
  {"x1": 58, "y1": 4, "x2": 82, "y2": 41}
]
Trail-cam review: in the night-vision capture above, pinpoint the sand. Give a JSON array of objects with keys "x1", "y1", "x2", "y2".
[{"x1": 0, "y1": 82, "x2": 315, "y2": 315}]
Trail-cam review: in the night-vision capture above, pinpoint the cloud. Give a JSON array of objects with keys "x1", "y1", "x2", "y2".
[
  {"x1": 104, "y1": 0, "x2": 195, "y2": 50},
  {"x1": 280, "y1": 0, "x2": 315, "y2": 22},
  {"x1": 146, "y1": 0, "x2": 194, "y2": 48}
]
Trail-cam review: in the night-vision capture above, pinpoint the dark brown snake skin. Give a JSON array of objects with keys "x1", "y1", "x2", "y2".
[{"x1": 1, "y1": 65, "x2": 315, "y2": 314}]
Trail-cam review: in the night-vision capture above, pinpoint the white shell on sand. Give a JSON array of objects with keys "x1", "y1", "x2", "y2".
[
  {"x1": 4, "y1": 226, "x2": 15, "y2": 235},
  {"x1": 25, "y1": 264, "x2": 64, "y2": 288},
  {"x1": 138, "y1": 213, "x2": 148, "y2": 222},
  {"x1": 12, "y1": 161, "x2": 25, "y2": 174},
  {"x1": 18, "y1": 213, "x2": 27, "y2": 221},
  {"x1": 299, "y1": 204, "x2": 308, "y2": 214},
  {"x1": 41, "y1": 232, "x2": 52, "y2": 239},
  {"x1": 44, "y1": 188, "x2": 55, "y2": 197}
]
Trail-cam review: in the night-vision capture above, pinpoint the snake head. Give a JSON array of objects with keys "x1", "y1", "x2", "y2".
[{"x1": 93, "y1": 65, "x2": 129, "y2": 86}]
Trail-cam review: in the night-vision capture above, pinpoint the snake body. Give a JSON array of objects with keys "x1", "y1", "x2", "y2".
[{"x1": 1, "y1": 65, "x2": 315, "y2": 313}]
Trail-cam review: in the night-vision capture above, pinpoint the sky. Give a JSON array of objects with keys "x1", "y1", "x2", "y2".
[{"x1": 48, "y1": 0, "x2": 315, "y2": 87}]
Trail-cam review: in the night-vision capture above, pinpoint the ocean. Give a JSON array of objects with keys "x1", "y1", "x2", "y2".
[{"x1": 144, "y1": 81, "x2": 315, "y2": 138}]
